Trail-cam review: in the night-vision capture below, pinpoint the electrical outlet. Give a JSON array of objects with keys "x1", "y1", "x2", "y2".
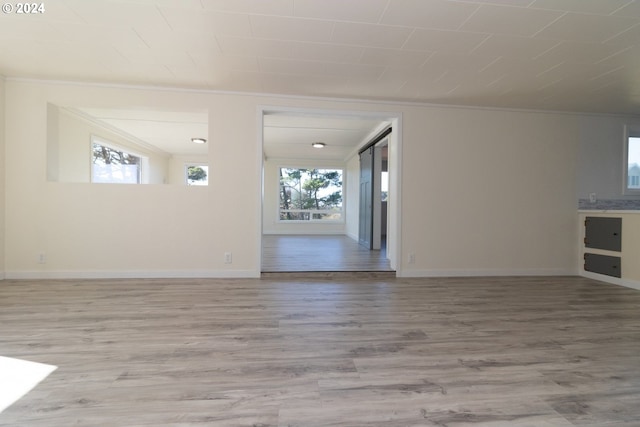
[
  {"x1": 224, "y1": 252, "x2": 232, "y2": 264},
  {"x1": 37, "y1": 253, "x2": 46, "y2": 264},
  {"x1": 589, "y1": 193, "x2": 597, "y2": 203},
  {"x1": 408, "y1": 253, "x2": 415, "y2": 264}
]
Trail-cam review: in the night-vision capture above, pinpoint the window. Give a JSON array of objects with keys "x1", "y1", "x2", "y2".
[
  {"x1": 91, "y1": 138, "x2": 142, "y2": 184},
  {"x1": 279, "y1": 168, "x2": 343, "y2": 221},
  {"x1": 186, "y1": 164, "x2": 208, "y2": 186},
  {"x1": 625, "y1": 128, "x2": 640, "y2": 194},
  {"x1": 381, "y1": 171, "x2": 389, "y2": 202}
]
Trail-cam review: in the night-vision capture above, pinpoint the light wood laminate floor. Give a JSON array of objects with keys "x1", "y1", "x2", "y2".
[
  {"x1": 262, "y1": 235, "x2": 392, "y2": 272},
  {"x1": 1, "y1": 275, "x2": 640, "y2": 426}
]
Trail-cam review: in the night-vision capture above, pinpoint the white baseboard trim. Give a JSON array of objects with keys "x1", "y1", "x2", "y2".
[
  {"x1": 398, "y1": 268, "x2": 576, "y2": 278},
  {"x1": 580, "y1": 271, "x2": 640, "y2": 291},
  {"x1": 4, "y1": 269, "x2": 261, "y2": 280}
]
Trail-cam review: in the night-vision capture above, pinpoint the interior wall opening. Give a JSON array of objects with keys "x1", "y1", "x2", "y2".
[{"x1": 259, "y1": 107, "x2": 401, "y2": 274}]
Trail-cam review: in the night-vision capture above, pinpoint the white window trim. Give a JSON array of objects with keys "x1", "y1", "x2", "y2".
[
  {"x1": 623, "y1": 125, "x2": 640, "y2": 196},
  {"x1": 277, "y1": 166, "x2": 345, "y2": 223},
  {"x1": 90, "y1": 135, "x2": 147, "y2": 184}
]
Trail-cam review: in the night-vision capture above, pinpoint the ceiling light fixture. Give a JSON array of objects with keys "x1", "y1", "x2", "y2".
[
  {"x1": 191, "y1": 137, "x2": 207, "y2": 144},
  {"x1": 311, "y1": 142, "x2": 326, "y2": 148}
]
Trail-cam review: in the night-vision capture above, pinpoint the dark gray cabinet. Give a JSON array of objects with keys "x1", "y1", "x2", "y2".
[
  {"x1": 584, "y1": 217, "x2": 621, "y2": 252},
  {"x1": 584, "y1": 253, "x2": 621, "y2": 278}
]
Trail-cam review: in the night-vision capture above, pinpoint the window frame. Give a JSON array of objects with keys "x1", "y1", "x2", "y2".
[
  {"x1": 90, "y1": 135, "x2": 146, "y2": 184},
  {"x1": 277, "y1": 166, "x2": 345, "y2": 223},
  {"x1": 623, "y1": 125, "x2": 640, "y2": 196}
]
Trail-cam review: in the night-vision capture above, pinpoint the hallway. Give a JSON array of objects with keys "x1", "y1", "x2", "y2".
[{"x1": 261, "y1": 235, "x2": 392, "y2": 272}]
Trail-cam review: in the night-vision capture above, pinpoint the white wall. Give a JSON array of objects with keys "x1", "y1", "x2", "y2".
[
  {"x1": 4, "y1": 79, "x2": 587, "y2": 278},
  {"x1": 400, "y1": 107, "x2": 579, "y2": 276},
  {"x1": 577, "y1": 115, "x2": 640, "y2": 201},
  {"x1": 262, "y1": 157, "x2": 347, "y2": 235},
  {"x1": 5, "y1": 81, "x2": 257, "y2": 278},
  {"x1": 0, "y1": 76, "x2": 5, "y2": 278}
]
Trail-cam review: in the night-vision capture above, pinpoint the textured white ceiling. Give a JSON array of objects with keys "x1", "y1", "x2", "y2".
[{"x1": 2, "y1": 0, "x2": 640, "y2": 115}]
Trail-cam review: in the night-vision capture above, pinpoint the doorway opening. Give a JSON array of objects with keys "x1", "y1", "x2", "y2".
[{"x1": 258, "y1": 106, "x2": 402, "y2": 274}]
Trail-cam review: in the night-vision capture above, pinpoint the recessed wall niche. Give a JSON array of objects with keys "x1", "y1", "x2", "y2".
[{"x1": 46, "y1": 104, "x2": 208, "y2": 185}]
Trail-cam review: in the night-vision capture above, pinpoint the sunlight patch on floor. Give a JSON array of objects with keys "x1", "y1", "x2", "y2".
[{"x1": 0, "y1": 356, "x2": 57, "y2": 413}]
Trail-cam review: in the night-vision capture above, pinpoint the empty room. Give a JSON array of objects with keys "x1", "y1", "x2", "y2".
[{"x1": 1, "y1": 1, "x2": 640, "y2": 426}]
